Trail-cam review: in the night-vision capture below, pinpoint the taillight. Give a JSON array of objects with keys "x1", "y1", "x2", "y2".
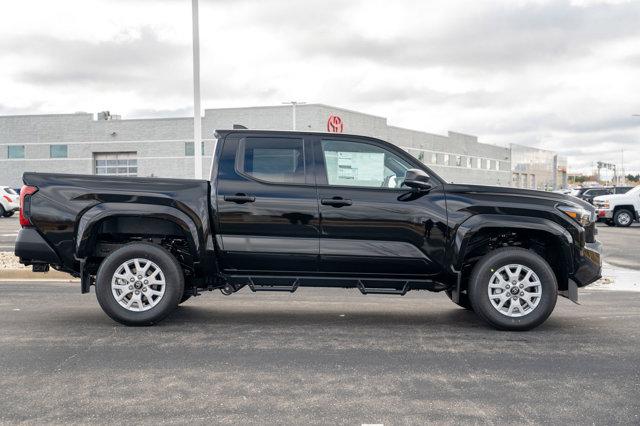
[
  {"x1": 19, "y1": 185, "x2": 38, "y2": 227},
  {"x1": 2, "y1": 195, "x2": 11, "y2": 203}
]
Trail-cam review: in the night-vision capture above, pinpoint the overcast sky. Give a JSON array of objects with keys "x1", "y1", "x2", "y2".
[{"x1": 1, "y1": 0, "x2": 639, "y2": 174}]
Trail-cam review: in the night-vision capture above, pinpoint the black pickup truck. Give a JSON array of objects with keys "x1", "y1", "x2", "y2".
[{"x1": 15, "y1": 130, "x2": 602, "y2": 330}]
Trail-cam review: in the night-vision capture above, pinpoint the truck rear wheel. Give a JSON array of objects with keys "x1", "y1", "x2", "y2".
[
  {"x1": 468, "y1": 247, "x2": 557, "y2": 331},
  {"x1": 95, "y1": 243, "x2": 184, "y2": 326},
  {"x1": 614, "y1": 209, "x2": 633, "y2": 227}
]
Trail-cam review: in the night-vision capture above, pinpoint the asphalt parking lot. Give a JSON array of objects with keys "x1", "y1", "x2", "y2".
[
  {"x1": 0, "y1": 282, "x2": 639, "y2": 424},
  {"x1": 1, "y1": 216, "x2": 639, "y2": 423}
]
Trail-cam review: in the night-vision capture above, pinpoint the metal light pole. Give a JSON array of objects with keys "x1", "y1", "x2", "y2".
[
  {"x1": 192, "y1": 0, "x2": 202, "y2": 179},
  {"x1": 282, "y1": 101, "x2": 306, "y2": 130}
]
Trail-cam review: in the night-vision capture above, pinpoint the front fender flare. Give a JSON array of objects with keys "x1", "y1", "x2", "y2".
[
  {"x1": 450, "y1": 214, "x2": 574, "y2": 273},
  {"x1": 75, "y1": 203, "x2": 202, "y2": 258}
]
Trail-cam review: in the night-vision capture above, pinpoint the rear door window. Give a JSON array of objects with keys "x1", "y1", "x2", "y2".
[{"x1": 238, "y1": 137, "x2": 306, "y2": 184}]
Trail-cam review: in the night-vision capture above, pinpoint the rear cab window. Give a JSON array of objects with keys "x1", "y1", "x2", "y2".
[{"x1": 236, "y1": 136, "x2": 309, "y2": 185}]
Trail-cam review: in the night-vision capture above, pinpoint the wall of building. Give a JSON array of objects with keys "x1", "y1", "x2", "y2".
[{"x1": 0, "y1": 104, "x2": 561, "y2": 190}]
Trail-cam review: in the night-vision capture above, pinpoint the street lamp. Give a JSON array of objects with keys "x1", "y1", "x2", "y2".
[
  {"x1": 192, "y1": 0, "x2": 202, "y2": 179},
  {"x1": 282, "y1": 101, "x2": 306, "y2": 130}
]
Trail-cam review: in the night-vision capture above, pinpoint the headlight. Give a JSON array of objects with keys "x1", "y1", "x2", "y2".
[{"x1": 557, "y1": 205, "x2": 593, "y2": 227}]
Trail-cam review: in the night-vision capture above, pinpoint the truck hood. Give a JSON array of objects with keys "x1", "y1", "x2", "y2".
[
  {"x1": 593, "y1": 193, "x2": 626, "y2": 202},
  {"x1": 446, "y1": 183, "x2": 594, "y2": 210}
]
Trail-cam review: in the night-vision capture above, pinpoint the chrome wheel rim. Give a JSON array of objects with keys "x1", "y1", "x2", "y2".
[
  {"x1": 618, "y1": 212, "x2": 631, "y2": 225},
  {"x1": 487, "y1": 264, "x2": 542, "y2": 318},
  {"x1": 111, "y1": 258, "x2": 166, "y2": 312}
]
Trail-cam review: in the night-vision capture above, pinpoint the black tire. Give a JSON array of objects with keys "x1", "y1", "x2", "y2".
[
  {"x1": 95, "y1": 242, "x2": 184, "y2": 326},
  {"x1": 468, "y1": 247, "x2": 557, "y2": 331},
  {"x1": 613, "y1": 209, "x2": 633, "y2": 227},
  {"x1": 0, "y1": 205, "x2": 5, "y2": 217},
  {"x1": 445, "y1": 289, "x2": 473, "y2": 310},
  {"x1": 3, "y1": 211, "x2": 14, "y2": 217},
  {"x1": 179, "y1": 291, "x2": 192, "y2": 304}
]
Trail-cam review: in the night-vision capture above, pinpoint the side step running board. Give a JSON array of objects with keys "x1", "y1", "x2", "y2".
[
  {"x1": 357, "y1": 281, "x2": 409, "y2": 296},
  {"x1": 248, "y1": 278, "x2": 299, "y2": 293}
]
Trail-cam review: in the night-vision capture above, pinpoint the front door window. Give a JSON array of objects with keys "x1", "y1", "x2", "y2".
[{"x1": 321, "y1": 139, "x2": 412, "y2": 189}]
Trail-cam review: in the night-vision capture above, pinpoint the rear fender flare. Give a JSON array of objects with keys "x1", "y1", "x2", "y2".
[{"x1": 75, "y1": 203, "x2": 201, "y2": 258}]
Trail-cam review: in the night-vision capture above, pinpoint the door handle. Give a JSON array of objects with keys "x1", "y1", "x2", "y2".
[
  {"x1": 224, "y1": 193, "x2": 256, "y2": 203},
  {"x1": 321, "y1": 197, "x2": 352, "y2": 207}
]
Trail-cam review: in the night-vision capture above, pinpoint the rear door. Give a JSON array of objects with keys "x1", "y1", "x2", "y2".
[
  {"x1": 214, "y1": 133, "x2": 320, "y2": 273},
  {"x1": 314, "y1": 137, "x2": 448, "y2": 277}
]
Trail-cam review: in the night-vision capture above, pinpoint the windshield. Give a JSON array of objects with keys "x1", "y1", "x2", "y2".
[
  {"x1": 626, "y1": 185, "x2": 640, "y2": 195},
  {"x1": 3, "y1": 187, "x2": 17, "y2": 195}
]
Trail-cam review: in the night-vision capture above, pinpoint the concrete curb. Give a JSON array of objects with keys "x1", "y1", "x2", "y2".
[{"x1": 0, "y1": 269, "x2": 74, "y2": 280}]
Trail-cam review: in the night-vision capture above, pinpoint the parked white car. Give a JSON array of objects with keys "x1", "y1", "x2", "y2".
[
  {"x1": 0, "y1": 186, "x2": 20, "y2": 218},
  {"x1": 593, "y1": 185, "x2": 640, "y2": 227}
]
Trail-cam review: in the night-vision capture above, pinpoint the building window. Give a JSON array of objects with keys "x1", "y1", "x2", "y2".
[
  {"x1": 443, "y1": 154, "x2": 450, "y2": 165},
  {"x1": 467, "y1": 157, "x2": 473, "y2": 168},
  {"x1": 455, "y1": 155, "x2": 462, "y2": 167},
  {"x1": 94, "y1": 152, "x2": 137, "y2": 176},
  {"x1": 185, "y1": 141, "x2": 205, "y2": 156},
  {"x1": 431, "y1": 153, "x2": 437, "y2": 164},
  {"x1": 8, "y1": 145, "x2": 25, "y2": 159},
  {"x1": 50, "y1": 144, "x2": 68, "y2": 158}
]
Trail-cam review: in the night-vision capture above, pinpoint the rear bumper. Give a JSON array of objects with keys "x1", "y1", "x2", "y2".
[
  {"x1": 572, "y1": 241, "x2": 602, "y2": 287},
  {"x1": 3, "y1": 203, "x2": 19, "y2": 212},
  {"x1": 14, "y1": 228, "x2": 61, "y2": 265}
]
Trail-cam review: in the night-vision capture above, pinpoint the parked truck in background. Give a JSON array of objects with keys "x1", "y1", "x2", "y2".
[
  {"x1": 594, "y1": 185, "x2": 640, "y2": 227},
  {"x1": 15, "y1": 130, "x2": 602, "y2": 330}
]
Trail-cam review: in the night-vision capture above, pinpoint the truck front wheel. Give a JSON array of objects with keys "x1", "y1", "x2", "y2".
[
  {"x1": 95, "y1": 243, "x2": 184, "y2": 326},
  {"x1": 468, "y1": 247, "x2": 557, "y2": 331},
  {"x1": 614, "y1": 209, "x2": 633, "y2": 227}
]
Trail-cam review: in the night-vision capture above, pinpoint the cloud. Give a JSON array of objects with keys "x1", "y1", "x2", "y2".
[
  {"x1": 288, "y1": 1, "x2": 640, "y2": 71},
  {"x1": 1, "y1": 0, "x2": 640, "y2": 174}
]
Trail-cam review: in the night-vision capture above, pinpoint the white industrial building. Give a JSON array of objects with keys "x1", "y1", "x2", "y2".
[{"x1": 0, "y1": 104, "x2": 566, "y2": 189}]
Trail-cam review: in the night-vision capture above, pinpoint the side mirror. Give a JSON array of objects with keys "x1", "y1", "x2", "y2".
[{"x1": 402, "y1": 169, "x2": 432, "y2": 191}]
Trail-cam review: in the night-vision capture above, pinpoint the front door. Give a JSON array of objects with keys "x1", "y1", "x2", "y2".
[
  {"x1": 215, "y1": 133, "x2": 319, "y2": 273},
  {"x1": 315, "y1": 137, "x2": 448, "y2": 277}
]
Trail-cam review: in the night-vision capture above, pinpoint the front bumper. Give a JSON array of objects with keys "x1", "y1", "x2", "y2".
[
  {"x1": 595, "y1": 209, "x2": 613, "y2": 220},
  {"x1": 572, "y1": 240, "x2": 603, "y2": 287}
]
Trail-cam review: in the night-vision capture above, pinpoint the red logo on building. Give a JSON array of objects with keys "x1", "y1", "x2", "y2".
[{"x1": 327, "y1": 115, "x2": 344, "y2": 133}]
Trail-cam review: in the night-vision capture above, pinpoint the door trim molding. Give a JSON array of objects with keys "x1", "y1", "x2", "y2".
[{"x1": 218, "y1": 235, "x2": 428, "y2": 259}]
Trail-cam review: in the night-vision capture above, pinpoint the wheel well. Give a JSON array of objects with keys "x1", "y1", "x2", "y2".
[
  {"x1": 87, "y1": 216, "x2": 195, "y2": 280},
  {"x1": 460, "y1": 228, "x2": 569, "y2": 291},
  {"x1": 613, "y1": 205, "x2": 637, "y2": 220}
]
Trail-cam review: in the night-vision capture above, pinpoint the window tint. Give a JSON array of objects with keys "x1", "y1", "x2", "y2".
[
  {"x1": 50, "y1": 144, "x2": 68, "y2": 158},
  {"x1": 8, "y1": 145, "x2": 24, "y2": 159},
  {"x1": 321, "y1": 139, "x2": 412, "y2": 189},
  {"x1": 241, "y1": 137, "x2": 305, "y2": 184}
]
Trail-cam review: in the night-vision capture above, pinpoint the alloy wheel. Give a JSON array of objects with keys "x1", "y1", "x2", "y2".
[
  {"x1": 487, "y1": 264, "x2": 542, "y2": 318},
  {"x1": 111, "y1": 258, "x2": 166, "y2": 312}
]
